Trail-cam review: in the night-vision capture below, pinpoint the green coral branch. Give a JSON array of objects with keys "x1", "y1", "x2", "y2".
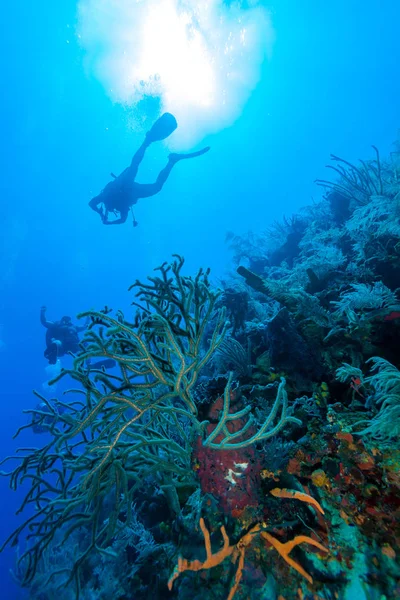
[{"x1": 203, "y1": 374, "x2": 302, "y2": 449}]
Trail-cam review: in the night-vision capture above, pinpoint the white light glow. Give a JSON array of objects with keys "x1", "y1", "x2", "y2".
[
  {"x1": 136, "y1": 2, "x2": 215, "y2": 108},
  {"x1": 77, "y1": 0, "x2": 274, "y2": 145}
]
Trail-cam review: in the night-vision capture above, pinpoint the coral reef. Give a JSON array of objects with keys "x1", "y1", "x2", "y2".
[{"x1": 1, "y1": 140, "x2": 400, "y2": 599}]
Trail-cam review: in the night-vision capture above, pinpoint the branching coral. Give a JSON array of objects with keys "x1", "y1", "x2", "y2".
[
  {"x1": 269, "y1": 487, "x2": 325, "y2": 515},
  {"x1": 315, "y1": 147, "x2": 385, "y2": 206},
  {"x1": 0, "y1": 255, "x2": 227, "y2": 597},
  {"x1": 168, "y1": 511, "x2": 328, "y2": 599},
  {"x1": 203, "y1": 373, "x2": 301, "y2": 449}
]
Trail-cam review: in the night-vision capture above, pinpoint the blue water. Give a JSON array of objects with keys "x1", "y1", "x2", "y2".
[{"x1": 0, "y1": 1, "x2": 399, "y2": 598}]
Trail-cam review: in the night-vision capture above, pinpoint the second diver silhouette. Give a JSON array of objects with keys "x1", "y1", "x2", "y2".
[{"x1": 89, "y1": 113, "x2": 210, "y2": 226}]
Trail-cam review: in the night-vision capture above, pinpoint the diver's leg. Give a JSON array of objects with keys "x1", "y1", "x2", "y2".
[
  {"x1": 128, "y1": 134, "x2": 152, "y2": 180},
  {"x1": 135, "y1": 146, "x2": 210, "y2": 199},
  {"x1": 117, "y1": 137, "x2": 150, "y2": 183},
  {"x1": 135, "y1": 158, "x2": 177, "y2": 199},
  {"x1": 45, "y1": 340, "x2": 62, "y2": 364}
]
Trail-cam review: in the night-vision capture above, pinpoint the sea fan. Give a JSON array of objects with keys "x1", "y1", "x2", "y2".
[
  {"x1": 345, "y1": 193, "x2": 400, "y2": 261},
  {"x1": 331, "y1": 282, "x2": 398, "y2": 319},
  {"x1": 354, "y1": 358, "x2": 400, "y2": 442},
  {"x1": 335, "y1": 363, "x2": 364, "y2": 384}
]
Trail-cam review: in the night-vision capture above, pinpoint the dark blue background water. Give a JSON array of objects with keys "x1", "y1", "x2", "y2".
[{"x1": 1, "y1": 1, "x2": 399, "y2": 597}]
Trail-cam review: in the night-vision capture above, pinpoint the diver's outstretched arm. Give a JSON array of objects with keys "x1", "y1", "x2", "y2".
[
  {"x1": 40, "y1": 307, "x2": 54, "y2": 328},
  {"x1": 89, "y1": 195, "x2": 104, "y2": 216}
]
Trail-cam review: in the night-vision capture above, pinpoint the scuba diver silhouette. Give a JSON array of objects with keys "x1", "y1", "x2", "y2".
[
  {"x1": 40, "y1": 307, "x2": 87, "y2": 364},
  {"x1": 89, "y1": 113, "x2": 210, "y2": 226}
]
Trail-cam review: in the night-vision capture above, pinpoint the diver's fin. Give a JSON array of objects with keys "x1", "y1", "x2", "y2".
[
  {"x1": 169, "y1": 146, "x2": 210, "y2": 162},
  {"x1": 146, "y1": 113, "x2": 178, "y2": 143}
]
